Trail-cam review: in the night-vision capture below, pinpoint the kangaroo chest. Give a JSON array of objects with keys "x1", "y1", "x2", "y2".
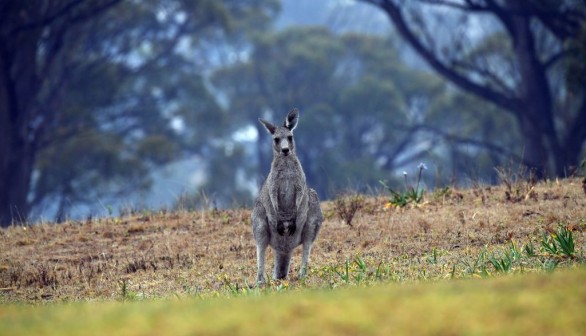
[
  {"x1": 276, "y1": 170, "x2": 298, "y2": 212},
  {"x1": 271, "y1": 160, "x2": 303, "y2": 214}
]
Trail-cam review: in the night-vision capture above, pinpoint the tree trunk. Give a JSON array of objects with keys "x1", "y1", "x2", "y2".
[
  {"x1": 517, "y1": 115, "x2": 548, "y2": 178},
  {"x1": 509, "y1": 5, "x2": 555, "y2": 178},
  {"x1": 364, "y1": 0, "x2": 586, "y2": 179},
  {"x1": 0, "y1": 7, "x2": 42, "y2": 226},
  {"x1": 561, "y1": 98, "x2": 586, "y2": 174},
  {"x1": 0, "y1": 139, "x2": 35, "y2": 226}
]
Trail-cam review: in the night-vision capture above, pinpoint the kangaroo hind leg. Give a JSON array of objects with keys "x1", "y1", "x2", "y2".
[
  {"x1": 299, "y1": 189, "x2": 323, "y2": 278},
  {"x1": 299, "y1": 242, "x2": 313, "y2": 278},
  {"x1": 252, "y1": 203, "x2": 269, "y2": 284}
]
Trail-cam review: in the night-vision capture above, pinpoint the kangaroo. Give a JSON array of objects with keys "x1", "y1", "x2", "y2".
[{"x1": 252, "y1": 108, "x2": 323, "y2": 283}]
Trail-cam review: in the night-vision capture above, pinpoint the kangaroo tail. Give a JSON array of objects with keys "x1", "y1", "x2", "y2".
[{"x1": 274, "y1": 252, "x2": 292, "y2": 279}]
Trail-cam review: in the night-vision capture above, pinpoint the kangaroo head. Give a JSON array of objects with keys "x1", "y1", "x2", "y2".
[{"x1": 259, "y1": 108, "x2": 299, "y2": 157}]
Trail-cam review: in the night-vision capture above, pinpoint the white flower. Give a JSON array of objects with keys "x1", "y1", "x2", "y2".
[{"x1": 417, "y1": 162, "x2": 428, "y2": 170}]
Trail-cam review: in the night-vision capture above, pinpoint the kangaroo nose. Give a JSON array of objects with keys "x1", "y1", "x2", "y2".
[{"x1": 282, "y1": 148, "x2": 290, "y2": 155}]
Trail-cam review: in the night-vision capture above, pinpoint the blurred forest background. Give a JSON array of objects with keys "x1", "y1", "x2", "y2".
[{"x1": 1, "y1": 0, "x2": 585, "y2": 225}]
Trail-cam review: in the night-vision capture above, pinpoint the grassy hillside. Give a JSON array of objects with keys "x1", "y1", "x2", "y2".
[
  {"x1": 0, "y1": 176, "x2": 585, "y2": 335},
  {"x1": 0, "y1": 177, "x2": 585, "y2": 305},
  {"x1": 1, "y1": 267, "x2": 585, "y2": 335}
]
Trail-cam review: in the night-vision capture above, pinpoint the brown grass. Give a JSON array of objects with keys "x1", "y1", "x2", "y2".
[{"x1": 1, "y1": 178, "x2": 585, "y2": 303}]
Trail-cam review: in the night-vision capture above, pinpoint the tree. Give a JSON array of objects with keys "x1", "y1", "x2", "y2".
[
  {"x1": 1, "y1": 1, "x2": 121, "y2": 225},
  {"x1": 0, "y1": 0, "x2": 279, "y2": 225},
  {"x1": 566, "y1": 22, "x2": 586, "y2": 93},
  {"x1": 360, "y1": 0, "x2": 586, "y2": 177},
  {"x1": 212, "y1": 27, "x2": 454, "y2": 198}
]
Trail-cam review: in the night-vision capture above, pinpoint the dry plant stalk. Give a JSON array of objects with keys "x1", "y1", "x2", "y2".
[
  {"x1": 494, "y1": 166, "x2": 538, "y2": 202},
  {"x1": 333, "y1": 193, "x2": 365, "y2": 227}
]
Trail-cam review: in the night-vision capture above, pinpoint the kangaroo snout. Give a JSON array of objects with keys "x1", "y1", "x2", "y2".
[{"x1": 279, "y1": 139, "x2": 291, "y2": 155}]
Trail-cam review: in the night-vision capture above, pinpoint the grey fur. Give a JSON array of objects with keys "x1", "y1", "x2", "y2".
[{"x1": 252, "y1": 108, "x2": 323, "y2": 283}]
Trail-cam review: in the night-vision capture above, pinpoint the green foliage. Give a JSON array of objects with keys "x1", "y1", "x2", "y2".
[
  {"x1": 489, "y1": 250, "x2": 514, "y2": 273},
  {"x1": 461, "y1": 228, "x2": 580, "y2": 277},
  {"x1": 432, "y1": 187, "x2": 452, "y2": 201},
  {"x1": 118, "y1": 279, "x2": 142, "y2": 301},
  {"x1": 461, "y1": 248, "x2": 489, "y2": 277},
  {"x1": 566, "y1": 24, "x2": 586, "y2": 93},
  {"x1": 382, "y1": 188, "x2": 410, "y2": 208},
  {"x1": 427, "y1": 247, "x2": 439, "y2": 265},
  {"x1": 330, "y1": 256, "x2": 384, "y2": 286},
  {"x1": 335, "y1": 259, "x2": 351, "y2": 284},
  {"x1": 523, "y1": 242, "x2": 537, "y2": 258},
  {"x1": 3, "y1": 0, "x2": 280, "y2": 222},
  {"x1": 354, "y1": 256, "x2": 368, "y2": 285},
  {"x1": 381, "y1": 163, "x2": 427, "y2": 208},
  {"x1": 541, "y1": 233, "x2": 560, "y2": 256},
  {"x1": 541, "y1": 259, "x2": 560, "y2": 273},
  {"x1": 6, "y1": 0, "x2": 582, "y2": 225},
  {"x1": 541, "y1": 225, "x2": 575, "y2": 258},
  {"x1": 368, "y1": 0, "x2": 586, "y2": 181},
  {"x1": 212, "y1": 26, "x2": 451, "y2": 199}
]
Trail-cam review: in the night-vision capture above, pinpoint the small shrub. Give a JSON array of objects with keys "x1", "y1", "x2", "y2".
[
  {"x1": 541, "y1": 232, "x2": 559, "y2": 256},
  {"x1": 523, "y1": 242, "x2": 537, "y2": 258},
  {"x1": 541, "y1": 224, "x2": 575, "y2": 258},
  {"x1": 555, "y1": 226, "x2": 575, "y2": 258},
  {"x1": 118, "y1": 279, "x2": 141, "y2": 301},
  {"x1": 494, "y1": 164, "x2": 537, "y2": 202},
  {"x1": 354, "y1": 256, "x2": 368, "y2": 285},
  {"x1": 381, "y1": 162, "x2": 428, "y2": 208},
  {"x1": 541, "y1": 259, "x2": 559, "y2": 272},
  {"x1": 490, "y1": 251, "x2": 513, "y2": 273},
  {"x1": 335, "y1": 259, "x2": 351, "y2": 284},
  {"x1": 485, "y1": 240, "x2": 530, "y2": 274},
  {"x1": 432, "y1": 187, "x2": 452, "y2": 202},
  {"x1": 333, "y1": 193, "x2": 364, "y2": 227},
  {"x1": 427, "y1": 247, "x2": 439, "y2": 265},
  {"x1": 35, "y1": 264, "x2": 59, "y2": 289},
  {"x1": 461, "y1": 248, "x2": 489, "y2": 277}
]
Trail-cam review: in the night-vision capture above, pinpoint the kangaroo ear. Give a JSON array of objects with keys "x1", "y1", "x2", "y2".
[
  {"x1": 284, "y1": 108, "x2": 299, "y2": 131},
  {"x1": 259, "y1": 118, "x2": 277, "y2": 135}
]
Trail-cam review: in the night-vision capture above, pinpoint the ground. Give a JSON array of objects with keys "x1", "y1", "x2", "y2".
[{"x1": 0, "y1": 177, "x2": 585, "y2": 303}]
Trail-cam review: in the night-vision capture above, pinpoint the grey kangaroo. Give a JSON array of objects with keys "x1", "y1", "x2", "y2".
[{"x1": 252, "y1": 108, "x2": 323, "y2": 283}]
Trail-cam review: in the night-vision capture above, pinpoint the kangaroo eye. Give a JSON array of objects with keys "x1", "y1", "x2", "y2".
[
  {"x1": 274, "y1": 138, "x2": 280, "y2": 144},
  {"x1": 287, "y1": 136, "x2": 293, "y2": 142}
]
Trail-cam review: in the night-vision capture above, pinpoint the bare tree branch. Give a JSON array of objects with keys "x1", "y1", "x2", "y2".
[
  {"x1": 543, "y1": 49, "x2": 570, "y2": 69},
  {"x1": 418, "y1": 124, "x2": 523, "y2": 161},
  {"x1": 361, "y1": 0, "x2": 523, "y2": 115},
  {"x1": 565, "y1": 95, "x2": 586, "y2": 150},
  {"x1": 11, "y1": 0, "x2": 122, "y2": 34},
  {"x1": 451, "y1": 59, "x2": 513, "y2": 92}
]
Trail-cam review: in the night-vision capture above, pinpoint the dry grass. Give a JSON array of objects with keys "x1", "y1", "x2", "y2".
[
  {"x1": 0, "y1": 178, "x2": 585, "y2": 303},
  {"x1": 2, "y1": 268, "x2": 585, "y2": 335}
]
